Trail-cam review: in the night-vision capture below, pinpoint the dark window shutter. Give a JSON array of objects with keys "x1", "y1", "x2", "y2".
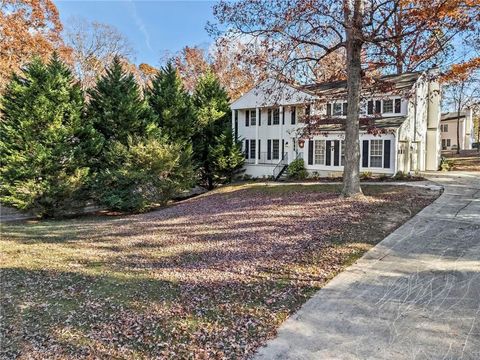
[
  {"x1": 268, "y1": 109, "x2": 272, "y2": 125},
  {"x1": 245, "y1": 140, "x2": 249, "y2": 159},
  {"x1": 342, "y1": 103, "x2": 348, "y2": 116},
  {"x1": 282, "y1": 108, "x2": 285, "y2": 125},
  {"x1": 325, "y1": 141, "x2": 332, "y2": 166},
  {"x1": 334, "y1": 140, "x2": 340, "y2": 166},
  {"x1": 258, "y1": 109, "x2": 261, "y2": 126},
  {"x1": 327, "y1": 103, "x2": 332, "y2": 116},
  {"x1": 258, "y1": 140, "x2": 261, "y2": 159},
  {"x1": 395, "y1": 99, "x2": 401, "y2": 113},
  {"x1": 306, "y1": 104, "x2": 311, "y2": 116},
  {"x1": 291, "y1": 106, "x2": 296, "y2": 124},
  {"x1": 234, "y1": 110, "x2": 238, "y2": 140},
  {"x1": 308, "y1": 140, "x2": 313, "y2": 165},
  {"x1": 367, "y1": 101, "x2": 374, "y2": 115},
  {"x1": 375, "y1": 100, "x2": 381, "y2": 114},
  {"x1": 267, "y1": 139, "x2": 271, "y2": 160},
  {"x1": 362, "y1": 140, "x2": 369, "y2": 167},
  {"x1": 384, "y1": 140, "x2": 391, "y2": 168},
  {"x1": 281, "y1": 139, "x2": 285, "y2": 159},
  {"x1": 245, "y1": 110, "x2": 250, "y2": 127}
]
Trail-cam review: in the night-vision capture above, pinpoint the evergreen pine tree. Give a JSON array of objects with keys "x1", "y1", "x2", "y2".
[
  {"x1": 87, "y1": 56, "x2": 156, "y2": 148},
  {"x1": 147, "y1": 61, "x2": 194, "y2": 142},
  {"x1": 192, "y1": 71, "x2": 242, "y2": 189},
  {"x1": 0, "y1": 54, "x2": 99, "y2": 217},
  {"x1": 87, "y1": 57, "x2": 194, "y2": 212},
  {"x1": 208, "y1": 128, "x2": 245, "y2": 184}
]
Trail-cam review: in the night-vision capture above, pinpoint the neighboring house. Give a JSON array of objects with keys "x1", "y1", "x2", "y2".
[
  {"x1": 440, "y1": 110, "x2": 474, "y2": 151},
  {"x1": 230, "y1": 70, "x2": 442, "y2": 178}
]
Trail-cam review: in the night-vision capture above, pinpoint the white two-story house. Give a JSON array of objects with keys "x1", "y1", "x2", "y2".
[
  {"x1": 440, "y1": 110, "x2": 475, "y2": 151},
  {"x1": 230, "y1": 70, "x2": 442, "y2": 178}
]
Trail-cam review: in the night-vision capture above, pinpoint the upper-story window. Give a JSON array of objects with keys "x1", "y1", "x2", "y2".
[
  {"x1": 441, "y1": 124, "x2": 448, "y2": 132},
  {"x1": 383, "y1": 99, "x2": 393, "y2": 113},
  {"x1": 367, "y1": 98, "x2": 402, "y2": 115},
  {"x1": 291, "y1": 106, "x2": 296, "y2": 125},
  {"x1": 327, "y1": 102, "x2": 347, "y2": 116},
  {"x1": 273, "y1": 108, "x2": 280, "y2": 125},
  {"x1": 250, "y1": 109, "x2": 256, "y2": 126}
]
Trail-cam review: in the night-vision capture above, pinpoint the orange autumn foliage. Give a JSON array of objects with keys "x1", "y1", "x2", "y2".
[{"x1": 0, "y1": 0, "x2": 71, "y2": 88}]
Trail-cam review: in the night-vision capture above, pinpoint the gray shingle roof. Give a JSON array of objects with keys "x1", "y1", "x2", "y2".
[
  {"x1": 441, "y1": 112, "x2": 467, "y2": 122},
  {"x1": 301, "y1": 72, "x2": 422, "y2": 97},
  {"x1": 305, "y1": 116, "x2": 407, "y2": 132}
]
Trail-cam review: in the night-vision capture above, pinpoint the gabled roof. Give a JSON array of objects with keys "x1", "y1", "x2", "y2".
[
  {"x1": 230, "y1": 78, "x2": 316, "y2": 110},
  {"x1": 441, "y1": 112, "x2": 467, "y2": 122}
]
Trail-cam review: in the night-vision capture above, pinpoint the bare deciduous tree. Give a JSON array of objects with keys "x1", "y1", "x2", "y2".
[{"x1": 63, "y1": 17, "x2": 135, "y2": 89}]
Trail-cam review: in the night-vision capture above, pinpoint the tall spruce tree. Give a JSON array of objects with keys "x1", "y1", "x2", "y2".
[
  {"x1": 208, "y1": 128, "x2": 245, "y2": 184},
  {"x1": 87, "y1": 57, "x2": 194, "y2": 212},
  {"x1": 192, "y1": 71, "x2": 243, "y2": 189},
  {"x1": 87, "y1": 56, "x2": 156, "y2": 148},
  {"x1": 147, "y1": 61, "x2": 194, "y2": 142},
  {"x1": 0, "y1": 54, "x2": 99, "y2": 217}
]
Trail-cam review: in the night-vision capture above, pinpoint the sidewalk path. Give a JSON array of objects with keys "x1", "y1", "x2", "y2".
[{"x1": 255, "y1": 171, "x2": 480, "y2": 360}]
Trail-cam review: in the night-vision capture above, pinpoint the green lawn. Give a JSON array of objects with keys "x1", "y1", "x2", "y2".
[{"x1": 1, "y1": 184, "x2": 439, "y2": 359}]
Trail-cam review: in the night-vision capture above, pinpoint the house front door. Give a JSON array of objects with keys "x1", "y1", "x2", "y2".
[{"x1": 325, "y1": 140, "x2": 341, "y2": 167}]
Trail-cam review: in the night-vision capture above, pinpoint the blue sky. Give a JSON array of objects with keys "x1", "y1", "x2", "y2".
[{"x1": 55, "y1": 1, "x2": 217, "y2": 67}]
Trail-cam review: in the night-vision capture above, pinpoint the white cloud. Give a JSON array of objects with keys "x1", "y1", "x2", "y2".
[{"x1": 125, "y1": 0, "x2": 153, "y2": 53}]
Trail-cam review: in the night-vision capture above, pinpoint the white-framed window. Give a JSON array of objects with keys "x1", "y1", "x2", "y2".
[
  {"x1": 447, "y1": 139, "x2": 451, "y2": 147},
  {"x1": 273, "y1": 108, "x2": 280, "y2": 125},
  {"x1": 250, "y1": 138, "x2": 256, "y2": 159},
  {"x1": 359, "y1": 101, "x2": 367, "y2": 115},
  {"x1": 370, "y1": 139, "x2": 383, "y2": 168},
  {"x1": 272, "y1": 139, "x2": 280, "y2": 159},
  {"x1": 442, "y1": 124, "x2": 448, "y2": 132},
  {"x1": 333, "y1": 103, "x2": 343, "y2": 116},
  {"x1": 314, "y1": 140, "x2": 326, "y2": 165},
  {"x1": 328, "y1": 102, "x2": 347, "y2": 116},
  {"x1": 367, "y1": 98, "x2": 402, "y2": 115},
  {"x1": 382, "y1": 99, "x2": 393, "y2": 113},
  {"x1": 250, "y1": 109, "x2": 256, "y2": 126}
]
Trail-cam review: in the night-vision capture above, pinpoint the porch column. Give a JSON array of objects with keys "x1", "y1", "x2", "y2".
[{"x1": 255, "y1": 107, "x2": 259, "y2": 164}]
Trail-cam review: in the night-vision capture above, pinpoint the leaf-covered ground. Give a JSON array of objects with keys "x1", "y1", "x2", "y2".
[
  {"x1": 1, "y1": 184, "x2": 439, "y2": 359},
  {"x1": 443, "y1": 150, "x2": 480, "y2": 171}
]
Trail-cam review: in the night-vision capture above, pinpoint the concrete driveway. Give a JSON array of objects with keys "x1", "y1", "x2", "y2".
[{"x1": 255, "y1": 171, "x2": 480, "y2": 360}]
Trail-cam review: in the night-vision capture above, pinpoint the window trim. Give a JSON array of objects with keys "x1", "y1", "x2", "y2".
[
  {"x1": 272, "y1": 139, "x2": 280, "y2": 159},
  {"x1": 314, "y1": 140, "x2": 326, "y2": 165},
  {"x1": 369, "y1": 139, "x2": 384, "y2": 168},
  {"x1": 250, "y1": 109, "x2": 257, "y2": 126},
  {"x1": 250, "y1": 138, "x2": 256, "y2": 159},
  {"x1": 382, "y1": 99, "x2": 394, "y2": 114},
  {"x1": 272, "y1": 108, "x2": 280, "y2": 125}
]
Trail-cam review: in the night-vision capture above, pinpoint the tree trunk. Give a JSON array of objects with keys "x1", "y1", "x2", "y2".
[{"x1": 342, "y1": 0, "x2": 363, "y2": 197}]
